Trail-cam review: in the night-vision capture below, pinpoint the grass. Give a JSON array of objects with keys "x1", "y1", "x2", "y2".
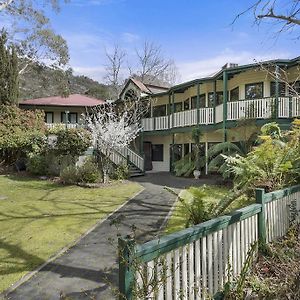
[
  {"x1": 0, "y1": 175, "x2": 142, "y2": 293},
  {"x1": 165, "y1": 185, "x2": 228, "y2": 234}
]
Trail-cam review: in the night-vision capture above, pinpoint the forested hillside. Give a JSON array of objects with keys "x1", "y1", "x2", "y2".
[{"x1": 19, "y1": 65, "x2": 110, "y2": 100}]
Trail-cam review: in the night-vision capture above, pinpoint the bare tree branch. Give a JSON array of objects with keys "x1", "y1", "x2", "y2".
[
  {"x1": 233, "y1": 0, "x2": 300, "y2": 38},
  {"x1": 104, "y1": 44, "x2": 126, "y2": 99},
  {"x1": 134, "y1": 41, "x2": 178, "y2": 86}
]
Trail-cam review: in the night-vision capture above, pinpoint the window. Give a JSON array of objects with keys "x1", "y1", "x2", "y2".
[
  {"x1": 153, "y1": 105, "x2": 166, "y2": 117},
  {"x1": 184, "y1": 143, "x2": 190, "y2": 156},
  {"x1": 61, "y1": 112, "x2": 78, "y2": 123},
  {"x1": 230, "y1": 87, "x2": 239, "y2": 101},
  {"x1": 245, "y1": 82, "x2": 263, "y2": 99},
  {"x1": 173, "y1": 144, "x2": 183, "y2": 162},
  {"x1": 191, "y1": 143, "x2": 205, "y2": 158},
  {"x1": 184, "y1": 99, "x2": 190, "y2": 110},
  {"x1": 174, "y1": 102, "x2": 182, "y2": 113},
  {"x1": 208, "y1": 92, "x2": 223, "y2": 106},
  {"x1": 270, "y1": 82, "x2": 286, "y2": 97},
  {"x1": 152, "y1": 144, "x2": 163, "y2": 161},
  {"x1": 191, "y1": 94, "x2": 206, "y2": 109},
  {"x1": 45, "y1": 112, "x2": 53, "y2": 123}
]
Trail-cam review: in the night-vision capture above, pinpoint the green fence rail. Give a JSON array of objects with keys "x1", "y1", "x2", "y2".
[{"x1": 119, "y1": 184, "x2": 300, "y2": 300}]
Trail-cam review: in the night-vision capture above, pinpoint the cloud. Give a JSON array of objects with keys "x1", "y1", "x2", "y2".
[
  {"x1": 121, "y1": 32, "x2": 140, "y2": 43},
  {"x1": 73, "y1": 66, "x2": 106, "y2": 82},
  {"x1": 177, "y1": 49, "x2": 292, "y2": 83}
]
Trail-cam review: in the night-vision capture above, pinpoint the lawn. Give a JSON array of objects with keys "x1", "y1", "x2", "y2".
[
  {"x1": 0, "y1": 175, "x2": 142, "y2": 292},
  {"x1": 165, "y1": 185, "x2": 251, "y2": 234}
]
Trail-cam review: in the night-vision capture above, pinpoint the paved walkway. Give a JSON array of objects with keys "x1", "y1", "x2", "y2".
[{"x1": 4, "y1": 173, "x2": 218, "y2": 300}]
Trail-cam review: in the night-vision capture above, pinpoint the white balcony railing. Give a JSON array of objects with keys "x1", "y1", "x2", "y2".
[
  {"x1": 292, "y1": 97, "x2": 300, "y2": 117},
  {"x1": 141, "y1": 118, "x2": 154, "y2": 131},
  {"x1": 141, "y1": 96, "x2": 300, "y2": 131},
  {"x1": 155, "y1": 116, "x2": 169, "y2": 130},
  {"x1": 46, "y1": 123, "x2": 85, "y2": 129}
]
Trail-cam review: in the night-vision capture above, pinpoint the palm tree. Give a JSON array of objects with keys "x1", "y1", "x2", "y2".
[{"x1": 207, "y1": 119, "x2": 258, "y2": 178}]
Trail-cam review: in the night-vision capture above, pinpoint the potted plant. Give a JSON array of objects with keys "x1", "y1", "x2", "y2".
[{"x1": 192, "y1": 127, "x2": 202, "y2": 179}]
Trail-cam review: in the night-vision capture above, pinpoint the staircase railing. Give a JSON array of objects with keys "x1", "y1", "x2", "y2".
[{"x1": 119, "y1": 147, "x2": 145, "y2": 172}]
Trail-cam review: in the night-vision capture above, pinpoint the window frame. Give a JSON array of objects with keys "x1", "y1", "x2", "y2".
[
  {"x1": 61, "y1": 112, "x2": 78, "y2": 123},
  {"x1": 230, "y1": 86, "x2": 239, "y2": 102},
  {"x1": 245, "y1": 82, "x2": 264, "y2": 99},
  {"x1": 152, "y1": 104, "x2": 167, "y2": 117},
  {"x1": 45, "y1": 112, "x2": 54, "y2": 123},
  {"x1": 270, "y1": 81, "x2": 286, "y2": 97},
  {"x1": 152, "y1": 144, "x2": 164, "y2": 162}
]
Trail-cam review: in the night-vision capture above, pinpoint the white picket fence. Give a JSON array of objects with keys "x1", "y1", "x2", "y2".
[{"x1": 119, "y1": 184, "x2": 300, "y2": 300}]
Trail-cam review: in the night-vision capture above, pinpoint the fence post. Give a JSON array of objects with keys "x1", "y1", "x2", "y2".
[
  {"x1": 119, "y1": 236, "x2": 135, "y2": 300},
  {"x1": 256, "y1": 188, "x2": 266, "y2": 244}
]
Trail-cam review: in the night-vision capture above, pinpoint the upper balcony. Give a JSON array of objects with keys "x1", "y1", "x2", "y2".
[{"x1": 141, "y1": 96, "x2": 300, "y2": 132}]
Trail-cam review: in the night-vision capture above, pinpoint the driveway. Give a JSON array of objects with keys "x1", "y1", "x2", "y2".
[{"x1": 4, "y1": 173, "x2": 217, "y2": 300}]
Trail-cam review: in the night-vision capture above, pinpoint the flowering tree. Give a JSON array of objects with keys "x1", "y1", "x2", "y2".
[{"x1": 85, "y1": 99, "x2": 149, "y2": 183}]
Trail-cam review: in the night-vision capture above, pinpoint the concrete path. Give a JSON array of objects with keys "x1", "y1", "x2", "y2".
[{"x1": 4, "y1": 173, "x2": 217, "y2": 300}]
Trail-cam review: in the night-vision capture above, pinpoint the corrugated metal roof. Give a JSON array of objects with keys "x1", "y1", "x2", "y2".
[{"x1": 20, "y1": 94, "x2": 105, "y2": 107}]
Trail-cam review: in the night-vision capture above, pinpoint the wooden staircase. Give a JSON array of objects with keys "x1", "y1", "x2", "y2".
[{"x1": 108, "y1": 147, "x2": 145, "y2": 178}]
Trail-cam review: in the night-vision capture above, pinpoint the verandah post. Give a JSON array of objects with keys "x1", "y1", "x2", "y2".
[
  {"x1": 119, "y1": 237, "x2": 135, "y2": 300},
  {"x1": 256, "y1": 188, "x2": 267, "y2": 244},
  {"x1": 222, "y1": 71, "x2": 228, "y2": 142}
]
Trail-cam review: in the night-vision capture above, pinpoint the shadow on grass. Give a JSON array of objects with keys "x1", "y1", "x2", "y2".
[{"x1": 0, "y1": 239, "x2": 45, "y2": 276}]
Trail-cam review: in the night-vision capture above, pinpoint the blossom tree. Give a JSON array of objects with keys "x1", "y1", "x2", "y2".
[{"x1": 85, "y1": 98, "x2": 149, "y2": 183}]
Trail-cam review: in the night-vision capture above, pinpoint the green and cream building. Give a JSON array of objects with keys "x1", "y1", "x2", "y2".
[{"x1": 122, "y1": 57, "x2": 300, "y2": 173}]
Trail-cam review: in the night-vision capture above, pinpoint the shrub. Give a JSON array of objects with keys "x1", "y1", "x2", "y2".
[
  {"x1": 53, "y1": 128, "x2": 91, "y2": 157},
  {"x1": 0, "y1": 105, "x2": 46, "y2": 164},
  {"x1": 77, "y1": 158, "x2": 101, "y2": 183},
  {"x1": 60, "y1": 165, "x2": 78, "y2": 185},
  {"x1": 60, "y1": 158, "x2": 101, "y2": 184},
  {"x1": 179, "y1": 187, "x2": 213, "y2": 227},
  {"x1": 26, "y1": 153, "x2": 47, "y2": 175},
  {"x1": 111, "y1": 164, "x2": 129, "y2": 180}
]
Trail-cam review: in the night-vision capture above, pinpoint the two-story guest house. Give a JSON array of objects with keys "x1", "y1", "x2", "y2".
[{"x1": 120, "y1": 57, "x2": 300, "y2": 174}]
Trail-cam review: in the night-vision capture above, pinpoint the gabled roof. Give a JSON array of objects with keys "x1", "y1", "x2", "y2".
[
  {"x1": 19, "y1": 94, "x2": 105, "y2": 107},
  {"x1": 120, "y1": 78, "x2": 169, "y2": 99}
]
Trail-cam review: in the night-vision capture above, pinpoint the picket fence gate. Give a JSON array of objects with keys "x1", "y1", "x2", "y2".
[{"x1": 118, "y1": 184, "x2": 300, "y2": 300}]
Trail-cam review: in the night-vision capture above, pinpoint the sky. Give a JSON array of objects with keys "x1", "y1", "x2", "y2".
[{"x1": 41, "y1": 0, "x2": 300, "y2": 83}]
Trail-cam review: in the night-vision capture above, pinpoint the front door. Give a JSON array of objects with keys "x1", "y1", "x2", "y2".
[{"x1": 143, "y1": 142, "x2": 153, "y2": 171}]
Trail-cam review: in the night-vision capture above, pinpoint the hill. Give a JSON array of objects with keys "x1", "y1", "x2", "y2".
[{"x1": 19, "y1": 64, "x2": 110, "y2": 100}]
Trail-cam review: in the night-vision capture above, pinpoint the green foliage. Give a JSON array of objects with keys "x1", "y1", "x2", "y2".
[
  {"x1": 0, "y1": 105, "x2": 46, "y2": 164},
  {"x1": 26, "y1": 153, "x2": 47, "y2": 175},
  {"x1": 178, "y1": 186, "x2": 213, "y2": 227},
  {"x1": 0, "y1": 31, "x2": 19, "y2": 105},
  {"x1": 51, "y1": 128, "x2": 91, "y2": 157},
  {"x1": 77, "y1": 158, "x2": 101, "y2": 183},
  {"x1": 60, "y1": 165, "x2": 78, "y2": 185},
  {"x1": 208, "y1": 120, "x2": 258, "y2": 178},
  {"x1": 173, "y1": 153, "x2": 206, "y2": 177},
  {"x1": 60, "y1": 158, "x2": 101, "y2": 185},
  {"x1": 111, "y1": 164, "x2": 129, "y2": 180},
  {"x1": 261, "y1": 122, "x2": 282, "y2": 139}
]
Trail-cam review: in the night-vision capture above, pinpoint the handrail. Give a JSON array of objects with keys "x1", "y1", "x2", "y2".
[{"x1": 119, "y1": 146, "x2": 144, "y2": 172}]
